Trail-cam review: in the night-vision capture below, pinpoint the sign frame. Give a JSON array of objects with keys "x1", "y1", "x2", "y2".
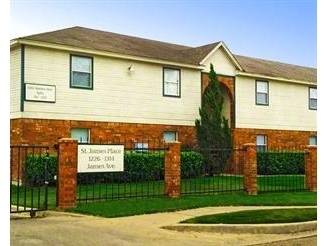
[
  {"x1": 77, "y1": 144, "x2": 124, "y2": 173},
  {"x1": 25, "y1": 83, "x2": 56, "y2": 103}
]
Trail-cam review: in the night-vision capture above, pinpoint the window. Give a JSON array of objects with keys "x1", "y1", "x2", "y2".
[
  {"x1": 309, "y1": 87, "x2": 317, "y2": 110},
  {"x1": 163, "y1": 131, "x2": 178, "y2": 142},
  {"x1": 163, "y1": 68, "x2": 180, "y2": 97},
  {"x1": 256, "y1": 81, "x2": 269, "y2": 105},
  {"x1": 256, "y1": 135, "x2": 267, "y2": 151},
  {"x1": 309, "y1": 136, "x2": 317, "y2": 146},
  {"x1": 134, "y1": 142, "x2": 148, "y2": 152},
  {"x1": 70, "y1": 128, "x2": 90, "y2": 143},
  {"x1": 70, "y1": 55, "x2": 93, "y2": 89}
]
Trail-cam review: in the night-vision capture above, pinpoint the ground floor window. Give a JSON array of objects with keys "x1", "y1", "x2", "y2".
[
  {"x1": 163, "y1": 131, "x2": 178, "y2": 142},
  {"x1": 256, "y1": 135, "x2": 267, "y2": 151},
  {"x1": 70, "y1": 128, "x2": 90, "y2": 143},
  {"x1": 309, "y1": 136, "x2": 317, "y2": 145}
]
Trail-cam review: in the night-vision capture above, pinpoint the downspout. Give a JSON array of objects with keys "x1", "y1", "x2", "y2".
[{"x1": 20, "y1": 44, "x2": 25, "y2": 112}]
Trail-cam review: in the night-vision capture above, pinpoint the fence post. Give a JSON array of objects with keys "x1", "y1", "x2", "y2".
[
  {"x1": 243, "y1": 143, "x2": 257, "y2": 195},
  {"x1": 164, "y1": 142, "x2": 181, "y2": 198},
  {"x1": 56, "y1": 138, "x2": 78, "y2": 210},
  {"x1": 305, "y1": 145, "x2": 317, "y2": 191}
]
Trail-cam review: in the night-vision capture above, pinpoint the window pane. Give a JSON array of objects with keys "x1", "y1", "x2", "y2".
[
  {"x1": 309, "y1": 136, "x2": 317, "y2": 145},
  {"x1": 71, "y1": 128, "x2": 89, "y2": 143},
  {"x1": 257, "y1": 93, "x2": 267, "y2": 104},
  {"x1": 256, "y1": 135, "x2": 265, "y2": 145},
  {"x1": 72, "y1": 72, "x2": 91, "y2": 87},
  {"x1": 72, "y1": 56, "x2": 91, "y2": 72},
  {"x1": 257, "y1": 81, "x2": 268, "y2": 93},
  {"x1": 165, "y1": 82, "x2": 179, "y2": 96},
  {"x1": 164, "y1": 69, "x2": 179, "y2": 82},
  {"x1": 310, "y1": 99, "x2": 317, "y2": 109},
  {"x1": 163, "y1": 132, "x2": 177, "y2": 142},
  {"x1": 310, "y1": 88, "x2": 317, "y2": 99}
]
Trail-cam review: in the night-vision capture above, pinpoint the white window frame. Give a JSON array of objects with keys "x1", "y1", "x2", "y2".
[
  {"x1": 163, "y1": 131, "x2": 178, "y2": 142},
  {"x1": 163, "y1": 67, "x2": 180, "y2": 97},
  {"x1": 256, "y1": 135, "x2": 267, "y2": 151},
  {"x1": 70, "y1": 55, "x2": 93, "y2": 89},
  {"x1": 70, "y1": 128, "x2": 90, "y2": 143},
  {"x1": 309, "y1": 87, "x2": 317, "y2": 110},
  {"x1": 256, "y1": 80, "x2": 269, "y2": 105}
]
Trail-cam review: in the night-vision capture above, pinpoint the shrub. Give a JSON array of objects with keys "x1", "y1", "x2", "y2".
[
  {"x1": 25, "y1": 150, "x2": 203, "y2": 185},
  {"x1": 25, "y1": 154, "x2": 57, "y2": 186},
  {"x1": 257, "y1": 151, "x2": 305, "y2": 175}
]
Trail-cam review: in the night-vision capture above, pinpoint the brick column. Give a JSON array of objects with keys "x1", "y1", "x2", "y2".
[
  {"x1": 243, "y1": 143, "x2": 257, "y2": 195},
  {"x1": 164, "y1": 142, "x2": 181, "y2": 198},
  {"x1": 56, "y1": 138, "x2": 78, "y2": 210},
  {"x1": 305, "y1": 145, "x2": 317, "y2": 191}
]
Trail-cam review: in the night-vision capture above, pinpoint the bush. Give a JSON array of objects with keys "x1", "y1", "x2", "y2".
[
  {"x1": 257, "y1": 151, "x2": 305, "y2": 175},
  {"x1": 25, "y1": 154, "x2": 57, "y2": 186},
  {"x1": 25, "y1": 150, "x2": 203, "y2": 185},
  {"x1": 181, "y1": 151, "x2": 203, "y2": 178}
]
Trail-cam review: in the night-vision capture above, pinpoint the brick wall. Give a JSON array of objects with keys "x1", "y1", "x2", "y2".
[
  {"x1": 11, "y1": 118, "x2": 316, "y2": 153},
  {"x1": 233, "y1": 128, "x2": 317, "y2": 149},
  {"x1": 10, "y1": 118, "x2": 197, "y2": 150}
]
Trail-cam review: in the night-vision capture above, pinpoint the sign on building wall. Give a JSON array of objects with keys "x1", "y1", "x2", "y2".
[
  {"x1": 25, "y1": 83, "x2": 56, "y2": 102},
  {"x1": 77, "y1": 144, "x2": 124, "y2": 173}
]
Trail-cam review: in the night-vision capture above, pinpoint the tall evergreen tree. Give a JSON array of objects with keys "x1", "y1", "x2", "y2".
[{"x1": 195, "y1": 63, "x2": 232, "y2": 175}]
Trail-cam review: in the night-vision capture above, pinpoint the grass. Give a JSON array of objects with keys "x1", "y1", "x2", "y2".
[
  {"x1": 180, "y1": 207, "x2": 317, "y2": 224},
  {"x1": 65, "y1": 191, "x2": 316, "y2": 218}
]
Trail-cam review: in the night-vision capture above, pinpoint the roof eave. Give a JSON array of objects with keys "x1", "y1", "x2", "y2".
[
  {"x1": 236, "y1": 71, "x2": 317, "y2": 85},
  {"x1": 12, "y1": 38, "x2": 204, "y2": 70}
]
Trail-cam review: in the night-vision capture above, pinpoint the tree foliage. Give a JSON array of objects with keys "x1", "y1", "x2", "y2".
[{"x1": 195, "y1": 63, "x2": 232, "y2": 175}]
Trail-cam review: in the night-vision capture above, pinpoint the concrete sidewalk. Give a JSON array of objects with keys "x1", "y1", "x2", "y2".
[{"x1": 10, "y1": 206, "x2": 317, "y2": 246}]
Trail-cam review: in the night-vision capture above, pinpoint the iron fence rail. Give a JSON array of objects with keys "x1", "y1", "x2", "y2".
[
  {"x1": 76, "y1": 140, "x2": 168, "y2": 203},
  {"x1": 10, "y1": 145, "x2": 50, "y2": 217}
]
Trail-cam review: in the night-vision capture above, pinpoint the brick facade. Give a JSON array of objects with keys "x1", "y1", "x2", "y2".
[
  {"x1": 233, "y1": 128, "x2": 317, "y2": 149},
  {"x1": 10, "y1": 118, "x2": 196, "y2": 150}
]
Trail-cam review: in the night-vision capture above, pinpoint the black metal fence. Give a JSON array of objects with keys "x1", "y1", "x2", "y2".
[
  {"x1": 76, "y1": 139, "x2": 168, "y2": 203},
  {"x1": 10, "y1": 145, "x2": 50, "y2": 217},
  {"x1": 181, "y1": 147, "x2": 246, "y2": 195},
  {"x1": 257, "y1": 148, "x2": 306, "y2": 192}
]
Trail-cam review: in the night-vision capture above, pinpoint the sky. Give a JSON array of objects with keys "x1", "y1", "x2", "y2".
[{"x1": 9, "y1": 0, "x2": 318, "y2": 68}]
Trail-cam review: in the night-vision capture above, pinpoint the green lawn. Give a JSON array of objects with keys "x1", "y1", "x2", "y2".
[
  {"x1": 180, "y1": 207, "x2": 317, "y2": 224},
  {"x1": 11, "y1": 174, "x2": 315, "y2": 219},
  {"x1": 66, "y1": 191, "x2": 316, "y2": 218}
]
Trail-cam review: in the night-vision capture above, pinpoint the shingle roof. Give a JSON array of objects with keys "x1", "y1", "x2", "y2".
[
  {"x1": 15, "y1": 26, "x2": 316, "y2": 83},
  {"x1": 234, "y1": 55, "x2": 316, "y2": 82}
]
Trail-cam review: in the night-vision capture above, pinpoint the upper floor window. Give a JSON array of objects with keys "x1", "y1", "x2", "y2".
[
  {"x1": 309, "y1": 87, "x2": 317, "y2": 110},
  {"x1": 70, "y1": 55, "x2": 93, "y2": 89},
  {"x1": 163, "y1": 68, "x2": 180, "y2": 97},
  {"x1": 256, "y1": 80, "x2": 269, "y2": 105},
  {"x1": 256, "y1": 135, "x2": 267, "y2": 151}
]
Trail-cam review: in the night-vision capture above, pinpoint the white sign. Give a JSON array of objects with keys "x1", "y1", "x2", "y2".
[
  {"x1": 78, "y1": 145, "x2": 124, "y2": 173},
  {"x1": 25, "y1": 83, "x2": 56, "y2": 102}
]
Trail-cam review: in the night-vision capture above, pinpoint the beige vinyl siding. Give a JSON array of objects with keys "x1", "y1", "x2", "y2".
[
  {"x1": 22, "y1": 46, "x2": 201, "y2": 126},
  {"x1": 201, "y1": 47, "x2": 237, "y2": 76},
  {"x1": 10, "y1": 46, "x2": 21, "y2": 118},
  {"x1": 235, "y1": 76, "x2": 316, "y2": 131}
]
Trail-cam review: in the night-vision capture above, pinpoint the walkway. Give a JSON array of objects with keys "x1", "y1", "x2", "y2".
[{"x1": 10, "y1": 206, "x2": 317, "y2": 246}]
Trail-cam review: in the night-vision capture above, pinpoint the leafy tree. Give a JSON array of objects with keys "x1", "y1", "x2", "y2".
[{"x1": 195, "y1": 63, "x2": 232, "y2": 176}]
